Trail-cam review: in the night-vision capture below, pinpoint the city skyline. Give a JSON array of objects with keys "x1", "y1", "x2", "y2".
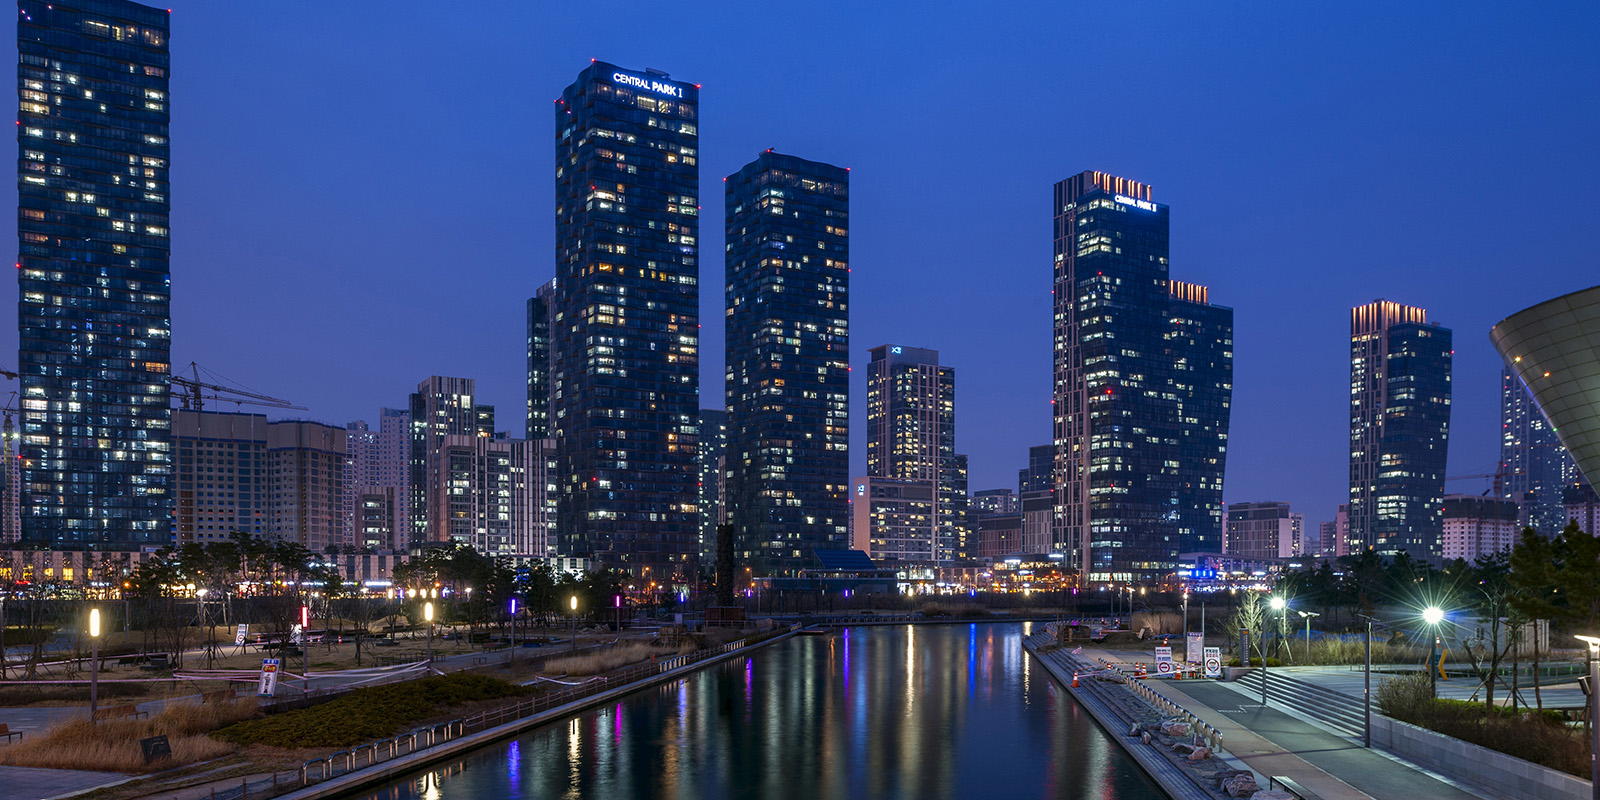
[{"x1": 3, "y1": 3, "x2": 1596, "y2": 539}]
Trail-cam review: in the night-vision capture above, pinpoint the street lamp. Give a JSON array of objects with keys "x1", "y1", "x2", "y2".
[
  {"x1": 508, "y1": 597, "x2": 519, "y2": 667},
  {"x1": 570, "y1": 595, "x2": 579, "y2": 652},
  {"x1": 300, "y1": 604, "x2": 310, "y2": 694},
  {"x1": 424, "y1": 601, "x2": 435, "y2": 665},
  {"x1": 1267, "y1": 596, "x2": 1286, "y2": 704},
  {"x1": 88, "y1": 607, "x2": 102, "y2": 723},
  {"x1": 1422, "y1": 605, "x2": 1444, "y2": 698},
  {"x1": 1574, "y1": 634, "x2": 1600, "y2": 800},
  {"x1": 1295, "y1": 609, "x2": 1321, "y2": 663}
]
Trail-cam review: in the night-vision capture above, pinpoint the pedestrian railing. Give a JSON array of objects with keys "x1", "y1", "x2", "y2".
[
  {"x1": 296, "y1": 624, "x2": 799, "y2": 789},
  {"x1": 1091, "y1": 658, "x2": 1223, "y2": 752}
]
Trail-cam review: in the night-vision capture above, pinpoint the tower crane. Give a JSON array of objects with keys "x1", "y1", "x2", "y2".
[{"x1": 170, "y1": 362, "x2": 306, "y2": 412}]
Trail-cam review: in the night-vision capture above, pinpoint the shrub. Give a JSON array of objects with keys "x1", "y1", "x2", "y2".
[
  {"x1": 1375, "y1": 673, "x2": 1433, "y2": 719},
  {"x1": 214, "y1": 673, "x2": 530, "y2": 749},
  {"x1": 1378, "y1": 673, "x2": 1586, "y2": 777},
  {"x1": 1224, "y1": 657, "x2": 1283, "y2": 668}
]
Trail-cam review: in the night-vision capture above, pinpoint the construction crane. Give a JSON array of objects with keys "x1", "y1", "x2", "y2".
[
  {"x1": 1446, "y1": 439, "x2": 1571, "y2": 496},
  {"x1": 170, "y1": 362, "x2": 306, "y2": 412}
]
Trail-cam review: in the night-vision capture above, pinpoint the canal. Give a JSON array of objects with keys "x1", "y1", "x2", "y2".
[{"x1": 347, "y1": 621, "x2": 1162, "y2": 799}]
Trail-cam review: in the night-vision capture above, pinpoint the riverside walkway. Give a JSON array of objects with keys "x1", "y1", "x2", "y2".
[{"x1": 1073, "y1": 646, "x2": 1494, "y2": 800}]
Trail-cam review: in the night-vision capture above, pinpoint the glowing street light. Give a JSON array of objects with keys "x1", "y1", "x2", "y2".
[
  {"x1": 425, "y1": 601, "x2": 435, "y2": 664},
  {"x1": 88, "y1": 608, "x2": 102, "y2": 723},
  {"x1": 1422, "y1": 606, "x2": 1445, "y2": 697}
]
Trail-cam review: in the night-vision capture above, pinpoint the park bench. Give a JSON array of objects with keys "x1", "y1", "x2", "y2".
[
  {"x1": 138, "y1": 654, "x2": 172, "y2": 671},
  {"x1": 0, "y1": 723, "x2": 21, "y2": 742},
  {"x1": 93, "y1": 704, "x2": 148, "y2": 721},
  {"x1": 1268, "y1": 775, "x2": 1325, "y2": 800}
]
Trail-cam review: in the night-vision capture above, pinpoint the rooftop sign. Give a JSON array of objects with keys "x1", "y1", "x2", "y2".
[
  {"x1": 1114, "y1": 194, "x2": 1157, "y2": 212},
  {"x1": 612, "y1": 72, "x2": 684, "y2": 98}
]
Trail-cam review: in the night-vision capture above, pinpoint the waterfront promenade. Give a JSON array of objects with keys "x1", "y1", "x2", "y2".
[{"x1": 1064, "y1": 645, "x2": 1498, "y2": 800}]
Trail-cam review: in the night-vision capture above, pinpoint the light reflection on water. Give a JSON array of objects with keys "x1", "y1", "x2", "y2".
[{"x1": 347, "y1": 622, "x2": 1162, "y2": 800}]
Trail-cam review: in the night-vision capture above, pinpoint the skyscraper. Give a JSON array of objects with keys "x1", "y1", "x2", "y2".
[
  {"x1": 18, "y1": 0, "x2": 172, "y2": 546},
  {"x1": 1499, "y1": 367, "x2": 1586, "y2": 535},
  {"x1": 1051, "y1": 171, "x2": 1232, "y2": 583},
  {"x1": 1168, "y1": 281, "x2": 1233, "y2": 554},
  {"x1": 724, "y1": 151, "x2": 850, "y2": 573},
  {"x1": 409, "y1": 376, "x2": 490, "y2": 547},
  {"x1": 526, "y1": 279, "x2": 554, "y2": 439},
  {"x1": 1348, "y1": 300, "x2": 1452, "y2": 559},
  {"x1": 866, "y1": 345, "x2": 959, "y2": 563},
  {"x1": 553, "y1": 62, "x2": 700, "y2": 574},
  {"x1": 697, "y1": 408, "x2": 726, "y2": 563}
]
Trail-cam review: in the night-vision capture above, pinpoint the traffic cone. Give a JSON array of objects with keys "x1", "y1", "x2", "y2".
[
  {"x1": 1072, "y1": 672, "x2": 1079, "y2": 687},
  {"x1": 1175, "y1": 666, "x2": 1182, "y2": 680}
]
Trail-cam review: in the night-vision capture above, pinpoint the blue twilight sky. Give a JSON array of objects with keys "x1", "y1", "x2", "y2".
[{"x1": 2, "y1": 1, "x2": 1596, "y2": 532}]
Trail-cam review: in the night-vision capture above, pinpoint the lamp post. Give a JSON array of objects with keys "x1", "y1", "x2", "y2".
[
  {"x1": 1296, "y1": 609, "x2": 1321, "y2": 663},
  {"x1": 300, "y1": 604, "x2": 310, "y2": 695},
  {"x1": 1364, "y1": 615, "x2": 1373, "y2": 747},
  {"x1": 508, "y1": 598, "x2": 518, "y2": 668},
  {"x1": 88, "y1": 607, "x2": 101, "y2": 723},
  {"x1": 424, "y1": 601, "x2": 435, "y2": 665},
  {"x1": 570, "y1": 595, "x2": 579, "y2": 653},
  {"x1": 1574, "y1": 635, "x2": 1600, "y2": 800},
  {"x1": 1267, "y1": 596, "x2": 1286, "y2": 704},
  {"x1": 1422, "y1": 606, "x2": 1444, "y2": 698}
]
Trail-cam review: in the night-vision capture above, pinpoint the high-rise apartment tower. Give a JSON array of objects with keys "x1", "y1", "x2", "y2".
[
  {"x1": 553, "y1": 62, "x2": 700, "y2": 574},
  {"x1": 17, "y1": 0, "x2": 172, "y2": 546},
  {"x1": 1347, "y1": 300, "x2": 1452, "y2": 558},
  {"x1": 1050, "y1": 172, "x2": 1232, "y2": 583},
  {"x1": 724, "y1": 151, "x2": 850, "y2": 573}
]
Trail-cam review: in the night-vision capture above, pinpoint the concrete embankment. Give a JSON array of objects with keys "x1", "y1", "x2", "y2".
[{"x1": 274, "y1": 628, "x2": 803, "y2": 800}]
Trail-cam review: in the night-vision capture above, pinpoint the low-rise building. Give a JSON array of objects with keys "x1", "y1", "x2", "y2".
[{"x1": 1441, "y1": 494, "x2": 1519, "y2": 561}]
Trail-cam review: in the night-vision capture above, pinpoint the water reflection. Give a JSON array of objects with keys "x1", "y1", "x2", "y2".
[{"x1": 349, "y1": 622, "x2": 1160, "y2": 800}]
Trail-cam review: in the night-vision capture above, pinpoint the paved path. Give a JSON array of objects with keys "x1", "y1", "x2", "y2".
[
  {"x1": 0, "y1": 764, "x2": 130, "y2": 800},
  {"x1": 1165, "y1": 678, "x2": 1489, "y2": 800},
  {"x1": 1080, "y1": 648, "x2": 1493, "y2": 800}
]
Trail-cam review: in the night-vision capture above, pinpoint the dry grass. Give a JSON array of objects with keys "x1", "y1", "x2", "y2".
[
  {"x1": 1132, "y1": 611, "x2": 1182, "y2": 635},
  {"x1": 0, "y1": 697, "x2": 258, "y2": 772},
  {"x1": 541, "y1": 642, "x2": 692, "y2": 677}
]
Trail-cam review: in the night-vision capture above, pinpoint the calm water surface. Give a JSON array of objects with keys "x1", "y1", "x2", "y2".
[{"x1": 347, "y1": 621, "x2": 1161, "y2": 799}]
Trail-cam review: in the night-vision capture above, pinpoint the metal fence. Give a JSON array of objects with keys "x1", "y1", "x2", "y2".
[{"x1": 294, "y1": 627, "x2": 792, "y2": 790}]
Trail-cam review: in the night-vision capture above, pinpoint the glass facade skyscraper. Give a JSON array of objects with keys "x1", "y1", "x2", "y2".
[
  {"x1": 1348, "y1": 300, "x2": 1452, "y2": 559},
  {"x1": 866, "y1": 345, "x2": 959, "y2": 563},
  {"x1": 1051, "y1": 171, "x2": 1232, "y2": 583},
  {"x1": 17, "y1": 0, "x2": 172, "y2": 546},
  {"x1": 1499, "y1": 367, "x2": 1586, "y2": 535},
  {"x1": 1168, "y1": 281, "x2": 1233, "y2": 554},
  {"x1": 526, "y1": 279, "x2": 554, "y2": 439},
  {"x1": 724, "y1": 151, "x2": 850, "y2": 574},
  {"x1": 553, "y1": 62, "x2": 700, "y2": 574},
  {"x1": 696, "y1": 408, "x2": 726, "y2": 563}
]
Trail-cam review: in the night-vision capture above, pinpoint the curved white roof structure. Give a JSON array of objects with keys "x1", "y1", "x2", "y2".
[{"x1": 1490, "y1": 285, "x2": 1600, "y2": 489}]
